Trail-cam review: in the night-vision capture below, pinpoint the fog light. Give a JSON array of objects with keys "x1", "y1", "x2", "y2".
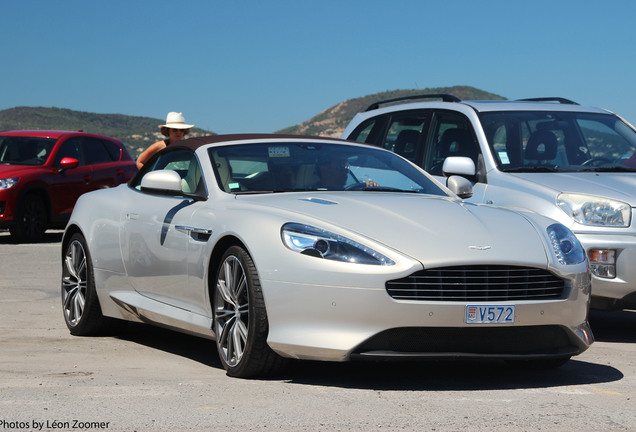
[{"x1": 588, "y1": 249, "x2": 616, "y2": 278}]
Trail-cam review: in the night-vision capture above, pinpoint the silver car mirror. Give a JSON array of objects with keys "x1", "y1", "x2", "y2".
[
  {"x1": 140, "y1": 170, "x2": 183, "y2": 194},
  {"x1": 446, "y1": 175, "x2": 473, "y2": 199},
  {"x1": 442, "y1": 156, "x2": 476, "y2": 177}
]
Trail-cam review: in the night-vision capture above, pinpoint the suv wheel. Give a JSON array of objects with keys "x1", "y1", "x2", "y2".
[{"x1": 10, "y1": 194, "x2": 47, "y2": 243}]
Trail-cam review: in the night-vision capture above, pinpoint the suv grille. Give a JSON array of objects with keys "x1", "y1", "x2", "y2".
[{"x1": 386, "y1": 265, "x2": 567, "y2": 301}]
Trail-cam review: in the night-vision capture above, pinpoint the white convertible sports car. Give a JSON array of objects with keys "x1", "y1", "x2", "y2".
[{"x1": 61, "y1": 134, "x2": 593, "y2": 378}]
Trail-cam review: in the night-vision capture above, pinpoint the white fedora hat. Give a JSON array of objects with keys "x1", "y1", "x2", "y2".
[{"x1": 159, "y1": 112, "x2": 194, "y2": 129}]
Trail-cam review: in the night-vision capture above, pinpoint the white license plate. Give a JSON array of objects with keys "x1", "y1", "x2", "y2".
[{"x1": 465, "y1": 305, "x2": 515, "y2": 324}]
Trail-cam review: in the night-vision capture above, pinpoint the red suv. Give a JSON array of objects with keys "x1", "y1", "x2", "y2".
[{"x1": 0, "y1": 130, "x2": 137, "y2": 242}]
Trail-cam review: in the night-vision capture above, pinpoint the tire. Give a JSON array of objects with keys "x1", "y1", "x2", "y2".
[
  {"x1": 61, "y1": 233, "x2": 123, "y2": 335},
  {"x1": 213, "y1": 245, "x2": 287, "y2": 378},
  {"x1": 10, "y1": 194, "x2": 47, "y2": 243}
]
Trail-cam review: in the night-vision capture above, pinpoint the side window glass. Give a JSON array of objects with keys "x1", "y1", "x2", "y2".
[
  {"x1": 424, "y1": 111, "x2": 480, "y2": 176},
  {"x1": 102, "y1": 140, "x2": 122, "y2": 161},
  {"x1": 84, "y1": 138, "x2": 113, "y2": 164},
  {"x1": 349, "y1": 121, "x2": 375, "y2": 143},
  {"x1": 346, "y1": 115, "x2": 388, "y2": 146},
  {"x1": 54, "y1": 138, "x2": 84, "y2": 166},
  {"x1": 384, "y1": 112, "x2": 429, "y2": 162},
  {"x1": 132, "y1": 149, "x2": 202, "y2": 194}
]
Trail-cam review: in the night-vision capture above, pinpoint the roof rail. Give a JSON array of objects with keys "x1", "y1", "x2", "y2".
[
  {"x1": 365, "y1": 94, "x2": 461, "y2": 111},
  {"x1": 516, "y1": 97, "x2": 579, "y2": 105}
]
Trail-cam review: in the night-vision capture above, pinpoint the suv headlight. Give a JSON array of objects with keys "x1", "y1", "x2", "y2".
[
  {"x1": 547, "y1": 223, "x2": 586, "y2": 265},
  {"x1": 557, "y1": 193, "x2": 631, "y2": 227},
  {"x1": 281, "y1": 223, "x2": 395, "y2": 265},
  {"x1": 0, "y1": 177, "x2": 19, "y2": 190}
]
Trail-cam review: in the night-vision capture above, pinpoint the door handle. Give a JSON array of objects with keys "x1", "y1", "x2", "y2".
[
  {"x1": 175, "y1": 225, "x2": 213, "y2": 241},
  {"x1": 178, "y1": 227, "x2": 213, "y2": 235},
  {"x1": 175, "y1": 226, "x2": 212, "y2": 234}
]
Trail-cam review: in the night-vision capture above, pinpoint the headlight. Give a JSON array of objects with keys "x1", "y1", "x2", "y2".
[
  {"x1": 547, "y1": 223, "x2": 586, "y2": 265},
  {"x1": 281, "y1": 222, "x2": 395, "y2": 265},
  {"x1": 557, "y1": 193, "x2": 631, "y2": 227},
  {"x1": 0, "y1": 177, "x2": 19, "y2": 190}
]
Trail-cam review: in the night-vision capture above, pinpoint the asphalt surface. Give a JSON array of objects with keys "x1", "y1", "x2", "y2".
[{"x1": 1, "y1": 229, "x2": 635, "y2": 431}]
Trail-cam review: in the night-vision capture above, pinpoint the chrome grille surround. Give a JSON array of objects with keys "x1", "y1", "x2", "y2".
[{"x1": 386, "y1": 265, "x2": 567, "y2": 301}]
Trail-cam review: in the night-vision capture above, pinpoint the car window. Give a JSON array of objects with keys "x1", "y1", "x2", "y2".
[
  {"x1": 424, "y1": 111, "x2": 480, "y2": 176},
  {"x1": 55, "y1": 138, "x2": 85, "y2": 166},
  {"x1": 0, "y1": 136, "x2": 56, "y2": 165},
  {"x1": 208, "y1": 142, "x2": 448, "y2": 196},
  {"x1": 103, "y1": 139, "x2": 123, "y2": 161},
  {"x1": 84, "y1": 138, "x2": 115, "y2": 164},
  {"x1": 346, "y1": 115, "x2": 389, "y2": 146},
  {"x1": 131, "y1": 149, "x2": 203, "y2": 194},
  {"x1": 479, "y1": 111, "x2": 636, "y2": 171},
  {"x1": 383, "y1": 112, "x2": 429, "y2": 162}
]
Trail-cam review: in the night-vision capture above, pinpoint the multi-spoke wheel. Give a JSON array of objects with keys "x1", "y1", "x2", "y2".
[
  {"x1": 213, "y1": 245, "x2": 286, "y2": 378},
  {"x1": 61, "y1": 233, "x2": 121, "y2": 335}
]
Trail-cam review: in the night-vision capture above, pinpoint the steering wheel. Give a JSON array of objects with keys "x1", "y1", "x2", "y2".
[
  {"x1": 581, "y1": 157, "x2": 613, "y2": 167},
  {"x1": 344, "y1": 182, "x2": 366, "y2": 191}
]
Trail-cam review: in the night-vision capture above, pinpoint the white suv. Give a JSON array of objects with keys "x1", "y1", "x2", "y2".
[{"x1": 342, "y1": 94, "x2": 636, "y2": 310}]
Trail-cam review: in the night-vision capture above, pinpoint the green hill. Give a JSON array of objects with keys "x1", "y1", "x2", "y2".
[
  {"x1": 0, "y1": 107, "x2": 214, "y2": 158},
  {"x1": 276, "y1": 85, "x2": 506, "y2": 136}
]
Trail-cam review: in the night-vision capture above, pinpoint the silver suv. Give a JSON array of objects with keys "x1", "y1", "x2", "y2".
[{"x1": 342, "y1": 94, "x2": 636, "y2": 310}]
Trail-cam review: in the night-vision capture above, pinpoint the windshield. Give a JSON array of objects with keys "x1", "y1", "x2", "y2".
[
  {"x1": 0, "y1": 136, "x2": 56, "y2": 166},
  {"x1": 208, "y1": 142, "x2": 448, "y2": 196},
  {"x1": 479, "y1": 111, "x2": 636, "y2": 172}
]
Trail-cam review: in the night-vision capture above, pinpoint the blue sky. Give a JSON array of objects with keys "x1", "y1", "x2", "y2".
[{"x1": 2, "y1": 0, "x2": 635, "y2": 134}]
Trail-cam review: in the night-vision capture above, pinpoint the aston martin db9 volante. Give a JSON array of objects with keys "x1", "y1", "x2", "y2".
[{"x1": 61, "y1": 134, "x2": 593, "y2": 378}]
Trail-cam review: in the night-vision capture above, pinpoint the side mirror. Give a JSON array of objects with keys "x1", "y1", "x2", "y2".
[
  {"x1": 446, "y1": 175, "x2": 473, "y2": 199},
  {"x1": 58, "y1": 157, "x2": 79, "y2": 173},
  {"x1": 140, "y1": 170, "x2": 183, "y2": 194},
  {"x1": 442, "y1": 156, "x2": 476, "y2": 177}
]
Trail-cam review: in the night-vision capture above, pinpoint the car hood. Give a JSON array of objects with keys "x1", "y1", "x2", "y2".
[
  {"x1": 239, "y1": 192, "x2": 550, "y2": 268},
  {"x1": 0, "y1": 164, "x2": 45, "y2": 176},
  {"x1": 509, "y1": 172, "x2": 636, "y2": 206}
]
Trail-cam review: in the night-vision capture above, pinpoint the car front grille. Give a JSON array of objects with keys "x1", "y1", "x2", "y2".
[{"x1": 386, "y1": 265, "x2": 567, "y2": 301}]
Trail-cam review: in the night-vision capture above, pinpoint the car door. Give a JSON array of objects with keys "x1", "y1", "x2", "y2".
[
  {"x1": 49, "y1": 137, "x2": 94, "y2": 216},
  {"x1": 346, "y1": 110, "x2": 430, "y2": 165},
  {"x1": 120, "y1": 149, "x2": 211, "y2": 316},
  {"x1": 421, "y1": 110, "x2": 487, "y2": 202},
  {"x1": 83, "y1": 138, "x2": 132, "y2": 187}
]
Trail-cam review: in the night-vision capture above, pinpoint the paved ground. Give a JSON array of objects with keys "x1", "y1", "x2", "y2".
[{"x1": 1, "y1": 230, "x2": 635, "y2": 431}]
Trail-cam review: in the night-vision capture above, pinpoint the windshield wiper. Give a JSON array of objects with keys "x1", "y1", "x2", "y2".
[
  {"x1": 232, "y1": 190, "x2": 274, "y2": 195},
  {"x1": 501, "y1": 166, "x2": 560, "y2": 173},
  {"x1": 359, "y1": 186, "x2": 419, "y2": 192},
  {"x1": 579, "y1": 166, "x2": 636, "y2": 173},
  {"x1": 233, "y1": 188, "x2": 320, "y2": 195}
]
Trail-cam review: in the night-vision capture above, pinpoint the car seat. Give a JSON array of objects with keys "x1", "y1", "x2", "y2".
[{"x1": 525, "y1": 130, "x2": 558, "y2": 162}]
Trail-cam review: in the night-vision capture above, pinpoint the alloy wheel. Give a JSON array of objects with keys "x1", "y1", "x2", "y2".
[
  {"x1": 214, "y1": 255, "x2": 250, "y2": 367},
  {"x1": 62, "y1": 239, "x2": 88, "y2": 327}
]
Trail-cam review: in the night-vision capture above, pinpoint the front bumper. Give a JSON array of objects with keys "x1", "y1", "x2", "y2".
[{"x1": 261, "y1": 268, "x2": 592, "y2": 362}]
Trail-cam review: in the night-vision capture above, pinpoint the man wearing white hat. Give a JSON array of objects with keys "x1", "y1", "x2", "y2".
[{"x1": 136, "y1": 112, "x2": 195, "y2": 170}]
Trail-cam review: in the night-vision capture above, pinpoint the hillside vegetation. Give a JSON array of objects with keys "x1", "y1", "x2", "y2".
[
  {"x1": 0, "y1": 86, "x2": 506, "y2": 156},
  {"x1": 277, "y1": 85, "x2": 506, "y2": 136},
  {"x1": 0, "y1": 107, "x2": 213, "y2": 157}
]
